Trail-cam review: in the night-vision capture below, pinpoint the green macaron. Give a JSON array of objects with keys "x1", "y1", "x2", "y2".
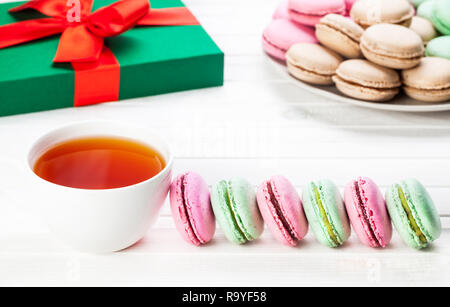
[
  {"x1": 211, "y1": 178, "x2": 264, "y2": 244},
  {"x1": 385, "y1": 179, "x2": 441, "y2": 249},
  {"x1": 302, "y1": 179, "x2": 351, "y2": 248},
  {"x1": 432, "y1": 0, "x2": 450, "y2": 34},
  {"x1": 426, "y1": 36, "x2": 450, "y2": 60},
  {"x1": 417, "y1": 0, "x2": 435, "y2": 21}
]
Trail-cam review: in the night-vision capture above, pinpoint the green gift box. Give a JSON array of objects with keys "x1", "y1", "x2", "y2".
[{"x1": 0, "y1": 0, "x2": 224, "y2": 117}]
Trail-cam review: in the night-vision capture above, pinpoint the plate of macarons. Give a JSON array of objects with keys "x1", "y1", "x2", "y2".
[
  {"x1": 262, "y1": 0, "x2": 450, "y2": 112},
  {"x1": 169, "y1": 172, "x2": 442, "y2": 249}
]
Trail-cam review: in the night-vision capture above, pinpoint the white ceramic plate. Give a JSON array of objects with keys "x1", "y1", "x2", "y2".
[{"x1": 266, "y1": 54, "x2": 450, "y2": 112}]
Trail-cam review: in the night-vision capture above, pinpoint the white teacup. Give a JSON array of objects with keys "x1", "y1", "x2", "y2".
[{"x1": 26, "y1": 121, "x2": 173, "y2": 253}]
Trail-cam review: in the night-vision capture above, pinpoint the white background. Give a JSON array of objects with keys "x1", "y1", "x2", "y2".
[{"x1": 0, "y1": 0, "x2": 449, "y2": 286}]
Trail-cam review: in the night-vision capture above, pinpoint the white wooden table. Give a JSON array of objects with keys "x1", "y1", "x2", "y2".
[{"x1": 0, "y1": 0, "x2": 449, "y2": 286}]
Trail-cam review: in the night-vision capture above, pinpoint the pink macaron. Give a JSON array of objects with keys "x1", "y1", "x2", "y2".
[
  {"x1": 169, "y1": 172, "x2": 215, "y2": 246},
  {"x1": 344, "y1": 177, "x2": 392, "y2": 248},
  {"x1": 262, "y1": 19, "x2": 318, "y2": 60},
  {"x1": 288, "y1": 0, "x2": 346, "y2": 26},
  {"x1": 257, "y1": 176, "x2": 308, "y2": 246},
  {"x1": 345, "y1": 0, "x2": 358, "y2": 13},
  {"x1": 273, "y1": 0, "x2": 290, "y2": 19}
]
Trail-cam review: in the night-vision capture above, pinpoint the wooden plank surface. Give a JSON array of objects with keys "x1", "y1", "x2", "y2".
[{"x1": 0, "y1": 0, "x2": 449, "y2": 286}]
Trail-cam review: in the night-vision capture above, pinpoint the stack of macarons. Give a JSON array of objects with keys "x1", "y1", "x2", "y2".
[
  {"x1": 416, "y1": 0, "x2": 450, "y2": 59},
  {"x1": 262, "y1": 0, "x2": 450, "y2": 103},
  {"x1": 263, "y1": 0, "x2": 349, "y2": 61},
  {"x1": 169, "y1": 172, "x2": 442, "y2": 250}
]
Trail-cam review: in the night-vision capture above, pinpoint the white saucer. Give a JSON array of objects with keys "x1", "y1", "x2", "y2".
[{"x1": 266, "y1": 54, "x2": 450, "y2": 113}]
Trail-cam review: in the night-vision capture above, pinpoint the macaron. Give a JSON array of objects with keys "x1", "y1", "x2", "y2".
[
  {"x1": 169, "y1": 172, "x2": 215, "y2": 246},
  {"x1": 409, "y1": 16, "x2": 438, "y2": 45},
  {"x1": 316, "y1": 14, "x2": 364, "y2": 58},
  {"x1": 256, "y1": 176, "x2": 308, "y2": 246},
  {"x1": 211, "y1": 178, "x2": 264, "y2": 244},
  {"x1": 402, "y1": 57, "x2": 450, "y2": 102},
  {"x1": 360, "y1": 23, "x2": 424, "y2": 69},
  {"x1": 432, "y1": 0, "x2": 450, "y2": 35},
  {"x1": 344, "y1": 177, "x2": 392, "y2": 248},
  {"x1": 273, "y1": 0, "x2": 289, "y2": 19},
  {"x1": 351, "y1": 0, "x2": 415, "y2": 28},
  {"x1": 286, "y1": 43, "x2": 343, "y2": 85},
  {"x1": 385, "y1": 179, "x2": 441, "y2": 249},
  {"x1": 333, "y1": 59, "x2": 401, "y2": 101},
  {"x1": 426, "y1": 36, "x2": 450, "y2": 59},
  {"x1": 409, "y1": 0, "x2": 429, "y2": 8},
  {"x1": 302, "y1": 179, "x2": 350, "y2": 248},
  {"x1": 262, "y1": 19, "x2": 318, "y2": 61},
  {"x1": 288, "y1": 0, "x2": 346, "y2": 26},
  {"x1": 417, "y1": 0, "x2": 435, "y2": 21}
]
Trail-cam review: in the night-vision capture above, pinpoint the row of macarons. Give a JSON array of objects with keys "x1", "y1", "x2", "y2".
[
  {"x1": 169, "y1": 172, "x2": 442, "y2": 249},
  {"x1": 263, "y1": 0, "x2": 450, "y2": 102}
]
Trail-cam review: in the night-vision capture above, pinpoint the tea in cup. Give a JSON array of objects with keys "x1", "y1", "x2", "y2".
[{"x1": 27, "y1": 122, "x2": 173, "y2": 253}]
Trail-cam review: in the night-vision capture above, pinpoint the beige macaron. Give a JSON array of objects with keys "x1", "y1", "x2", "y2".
[
  {"x1": 333, "y1": 59, "x2": 401, "y2": 101},
  {"x1": 409, "y1": 16, "x2": 437, "y2": 46},
  {"x1": 286, "y1": 43, "x2": 343, "y2": 85},
  {"x1": 402, "y1": 57, "x2": 450, "y2": 102},
  {"x1": 315, "y1": 14, "x2": 364, "y2": 59},
  {"x1": 350, "y1": 0, "x2": 414, "y2": 28},
  {"x1": 360, "y1": 24, "x2": 424, "y2": 69}
]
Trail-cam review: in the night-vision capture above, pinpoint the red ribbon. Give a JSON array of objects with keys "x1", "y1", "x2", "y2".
[{"x1": 0, "y1": 0, "x2": 199, "y2": 105}]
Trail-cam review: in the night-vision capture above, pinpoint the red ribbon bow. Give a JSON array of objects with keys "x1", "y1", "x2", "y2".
[{"x1": 0, "y1": 0, "x2": 199, "y2": 63}]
